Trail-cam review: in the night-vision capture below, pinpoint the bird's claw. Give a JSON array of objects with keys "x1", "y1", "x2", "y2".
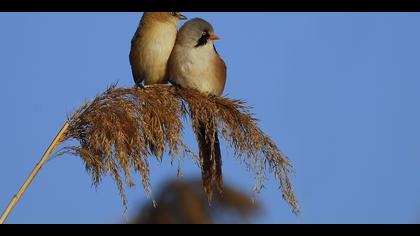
[{"x1": 134, "y1": 84, "x2": 145, "y2": 90}]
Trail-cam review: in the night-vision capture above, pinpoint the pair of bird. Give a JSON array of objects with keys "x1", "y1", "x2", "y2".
[{"x1": 129, "y1": 12, "x2": 226, "y2": 199}]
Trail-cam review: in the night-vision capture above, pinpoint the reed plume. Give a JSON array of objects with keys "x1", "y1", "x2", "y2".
[
  {"x1": 61, "y1": 84, "x2": 299, "y2": 213},
  {"x1": 1, "y1": 83, "x2": 298, "y2": 223}
]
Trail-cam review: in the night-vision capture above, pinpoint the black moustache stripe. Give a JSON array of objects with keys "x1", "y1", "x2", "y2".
[{"x1": 195, "y1": 34, "x2": 210, "y2": 48}]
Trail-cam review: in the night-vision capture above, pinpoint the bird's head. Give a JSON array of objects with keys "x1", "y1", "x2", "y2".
[
  {"x1": 177, "y1": 18, "x2": 221, "y2": 48},
  {"x1": 142, "y1": 12, "x2": 187, "y2": 26}
]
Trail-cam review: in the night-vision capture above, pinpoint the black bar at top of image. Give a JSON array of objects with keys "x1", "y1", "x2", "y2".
[{"x1": 0, "y1": 0, "x2": 419, "y2": 12}]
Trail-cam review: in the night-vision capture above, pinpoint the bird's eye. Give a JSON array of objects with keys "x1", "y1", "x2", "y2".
[
  {"x1": 171, "y1": 12, "x2": 177, "y2": 16},
  {"x1": 202, "y1": 31, "x2": 207, "y2": 36}
]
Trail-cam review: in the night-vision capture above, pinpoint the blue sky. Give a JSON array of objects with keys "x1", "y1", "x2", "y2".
[{"x1": 1, "y1": 12, "x2": 420, "y2": 224}]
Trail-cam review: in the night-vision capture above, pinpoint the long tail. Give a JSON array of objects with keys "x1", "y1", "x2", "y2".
[
  {"x1": 148, "y1": 143, "x2": 164, "y2": 161},
  {"x1": 196, "y1": 121, "x2": 224, "y2": 202}
]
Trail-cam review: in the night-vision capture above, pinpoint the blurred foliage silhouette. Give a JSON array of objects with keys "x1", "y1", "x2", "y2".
[{"x1": 129, "y1": 178, "x2": 261, "y2": 224}]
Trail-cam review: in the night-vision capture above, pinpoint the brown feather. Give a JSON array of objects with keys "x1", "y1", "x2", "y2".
[
  {"x1": 212, "y1": 55, "x2": 227, "y2": 96},
  {"x1": 214, "y1": 134, "x2": 224, "y2": 195},
  {"x1": 197, "y1": 121, "x2": 215, "y2": 202},
  {"x1": 195, "y1": 121, "x2": 224, "y2": 203}
]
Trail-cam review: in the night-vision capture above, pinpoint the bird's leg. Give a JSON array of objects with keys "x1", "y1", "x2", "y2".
[
  {"x1": 171, "y1": 83, "x2": 183, "y2": 91},
  {"x1": 134, "y1": 83, "x2": 145, "y2": 90},
  {"x1": 168, "y1": 82, "x2": 184, "y2": 94},
  {"x1": 207, "y1": 94, "x2": 219, "y2": 101}
]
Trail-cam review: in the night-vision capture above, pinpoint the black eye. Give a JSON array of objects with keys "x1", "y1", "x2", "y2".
[{"x1": 171, "y1": 12, "x2": 177, "y2": 16}]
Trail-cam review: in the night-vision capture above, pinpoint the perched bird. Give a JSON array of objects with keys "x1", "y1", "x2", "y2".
[
  {"x1": 130, "y1": 12, "x2": 186, "y2": 159},
  {"x1": 129, "y1": 12, "x2": 187, "y2": 86},
  {"x1": 168, "y1": 18, "x2": 227, "y2": 201}
]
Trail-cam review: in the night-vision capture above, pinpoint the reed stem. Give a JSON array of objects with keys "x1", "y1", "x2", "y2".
[{"x1": 0, "y1": 122, "x2": 70, "y2": 224}]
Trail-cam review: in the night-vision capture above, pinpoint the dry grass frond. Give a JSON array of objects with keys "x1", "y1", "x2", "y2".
[
  {"x1": 59, "y1": 84, "x2": 299, "y2": 213},
  {"x1": 177, "y1": 89, "x2": 299, "y2": 213}
]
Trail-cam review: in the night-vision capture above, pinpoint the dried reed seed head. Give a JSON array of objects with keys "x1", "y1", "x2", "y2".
[{"x1": 60, "y1": 84, "x2": 299, "y2": 213}]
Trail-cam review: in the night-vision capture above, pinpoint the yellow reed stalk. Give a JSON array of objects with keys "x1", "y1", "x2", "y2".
[{"x1": 0, "y1": 122, "x2": 70, "y2": 224}]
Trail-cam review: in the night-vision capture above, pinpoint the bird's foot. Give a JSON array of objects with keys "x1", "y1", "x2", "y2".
[
  {"x1": 134, "y1": 84, "x2": 145, "y2": 90},
  {"x1": 208, "y1": 94, "x2": 218, "y2": 100}
]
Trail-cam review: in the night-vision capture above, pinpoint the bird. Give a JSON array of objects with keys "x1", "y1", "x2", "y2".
[
  {"x1": 129, "y1": 12, "x2": 186, "y2": 159},
  {"x1": 129, "y1": 12, "x2": 187, "y2": 87},
  {"x1": 168, "y1": 18, "x2": 227, "y2": 201}
]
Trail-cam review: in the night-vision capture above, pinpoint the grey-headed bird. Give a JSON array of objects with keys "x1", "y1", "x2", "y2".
[
  {"x1": 168, "y1": 18, "x2": 227, "y2": 200},
  {"x1": 129, "y1": 12, "x2": 187, "y2": 86}
]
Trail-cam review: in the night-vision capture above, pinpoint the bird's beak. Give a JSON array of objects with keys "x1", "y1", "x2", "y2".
[
  {"x1": 209, "y1": 34, "x2": 221, "y2": 41},
  {"x1": 178, "y1": 14, "x2": 187, "y2": 20}
]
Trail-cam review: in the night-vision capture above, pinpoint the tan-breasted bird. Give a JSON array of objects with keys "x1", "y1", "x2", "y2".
[
  {"x1": 130, "y1": 12, "x2": 186, "y2": 159},
  {"x1": 168, "y1": 18, "x2": 227, "y2": 200},
  {"x1": 129, "y1": 12, "x2": 187, "y2": 86}
]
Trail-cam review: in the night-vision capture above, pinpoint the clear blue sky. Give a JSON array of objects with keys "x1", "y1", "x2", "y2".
[{"x1": 1, "y1": 13, "x2": 420, "y2": 224}]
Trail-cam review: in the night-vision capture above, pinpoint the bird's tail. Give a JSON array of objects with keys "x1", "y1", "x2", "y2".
[
  {"x1": 196, "y1": 121, "x2": 224, "y2": 203},
  {"x1": 148, "y1": 143, "x2": 164, "y2": 161}
]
